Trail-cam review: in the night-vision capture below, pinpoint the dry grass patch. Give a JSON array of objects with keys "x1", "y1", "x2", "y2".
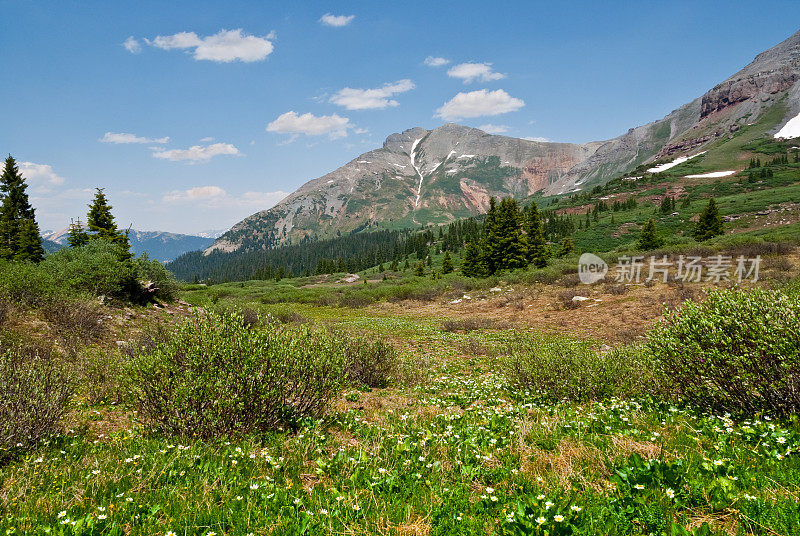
[
  {"x1": 609, "y1": 435, "x2": 666, "y2": 462},
  {"x1": 379, "y1": 514, "x2": 432, "y2": 536},
  {"x1": 335, "y1": 389, "x2": 417, "y2": 424},
  {"x1": 521, "y1": 437, "x2": 607, "y2": 492}
]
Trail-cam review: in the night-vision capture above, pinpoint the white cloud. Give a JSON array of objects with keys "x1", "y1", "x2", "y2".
[
  {"x1": 163, "y1": 186, "x2": 288, "y2": 209},
  {"x1": 447, "y1": 62, "x2": 505, "y2": 84},
  {"x1": 1, "y1": 161, "x2": 66, "y2": 186},
  {"x1": 123, "y1": 36, "x2": 141, "y2": 54},
  {"x1": 319, "y1": 13, "x2": 355, "y2": 27},
  {"x1": 478, "y1": 124, "x2": 509, "y2": 134},
  {"x1": 148, "y1": 29, "x2": 274, "y2": 63},
  {"x1": 435, "y1": 89, "x2": 524, "y2": 120},
  {"x1": 152, "y1": 143, "x2": 240, "y2": 163},
  {"x1": 330, "y1": 79, "x2": 415, "y2": 110},
  {"x1": 266, "y1": 111, "x2": 351, "y2": 139},
  {"x1": 164, "y1": 185, "x2": 226, "y2": 202},
  {"x1": 100, "y1": 132, "x2": 169, "y2": 144},
  {"x1": 199, "y1": 136, "x2": 215, "y2": 143},
  {"x1": 523, "y1": 136, "x2": 550, "y2": 143},
  {"x1": 424, "y1": 56, "x2": 449, "y2": 67}
]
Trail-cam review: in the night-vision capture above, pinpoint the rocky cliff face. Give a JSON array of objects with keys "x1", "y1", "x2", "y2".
[{"x1": 209, "y1": 28, "x2": 800, "y2": 253}]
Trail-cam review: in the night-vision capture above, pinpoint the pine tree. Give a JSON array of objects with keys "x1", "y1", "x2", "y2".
[
  {"x1": 414, "y1": 261, "x2": 425, "y2": 276},
  {"x1": 0, "y1": 155, "x2": 44, "y2": 262},
  {"x1": 482, "y1": 197, "x2": 501, "y2": 275},
  {"x1": 660, "y1": 196, "x2": 674, "y2": 214},
  {"x1": 67, "y1": 218, "x2": 90, "y2": 248},
  {"x1": 525, "y1": 203, "x2": 548, "y2": 268},
  {"x1": 637, "y1": 218, "x2": 664, "y2": 250},
  {"x1": 490, "y1": 198, "x2": 528, "y2": 272},
  {"x1": 693, "y1": 198, "x2": 724, "y2": 241},
  {"x1": 86, "y1": 188, "x2": 131, "y2": 254},
  {"x1": 558, "y1": 236, "x2": 574, "y2": 257},
  {"x1": 441, "y1": 250, "x2": 453, "y2": 274},
  {"x1": 461, "y1": 240, "x2": 487, "y2": 278}
]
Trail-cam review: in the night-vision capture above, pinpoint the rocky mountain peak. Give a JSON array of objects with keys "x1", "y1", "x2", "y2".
[{"x1": 382, "y1": 127, "x2": 429, "y2": 153}]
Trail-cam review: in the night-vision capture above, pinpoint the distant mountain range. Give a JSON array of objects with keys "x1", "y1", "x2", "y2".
[
  {"x1": 42, "y1": 228, "x2": 223, "y2": 262},
  {"x1": 206, "y1": 28, "x2": 800, "y2": 254}
]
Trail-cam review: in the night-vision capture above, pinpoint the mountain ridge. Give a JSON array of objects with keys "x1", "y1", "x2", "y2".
[
  {"x1": 208, "y1": 28, "x2": 800, "y2": 254},
  {"x1": 43, "y1": 228, "x2": 217, "y2": 262}
]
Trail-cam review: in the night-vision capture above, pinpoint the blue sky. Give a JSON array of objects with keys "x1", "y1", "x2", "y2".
[{"x1": 2, "y1": 1, "x2": 800, "y2": 234}]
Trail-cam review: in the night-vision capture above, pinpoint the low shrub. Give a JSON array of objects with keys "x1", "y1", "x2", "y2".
[
  {"x1": 125, "y1": 312, "x2": 347, "y2": 437},
  {"x1": 0, "y1": 260, "x2": 60, "y2": 305},
  {"x1": 502, "y1": 336, "x2": 657, "y2": 403},
  {"x1": 647, "y1": 287, "x2": 800, "y2": 417},
  {"x1": 40, "y1": 298, "x2": 106, "y2": 346},
  {"x1": 40, "y1": 239, "x2": 138, "y2": 299},
  {"x1": 343, "y1": 336, "x2": 398, "y2": 388},
  {"x1": 0, "y1": 341, "x2": 74, "y2": 462},
  {"x1": 135, "y1": 253, "x2": 179, "y2": 301},
  {"x1": 76, "y1": 347, "x2": 127, "y2": 405}
]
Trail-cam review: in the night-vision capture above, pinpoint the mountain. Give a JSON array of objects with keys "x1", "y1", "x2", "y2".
[
  {"x1": 208, "y1": 28, "x2": 800, "y2": 254},
  {"x1": 43, "y1": 228, "x2": 215, "y2": 262},
  {"x1": 195, "y1": 229, "x2": 227, "y2": 239},
  {"x1": 208, "y1": 125, "x2": 602, "y2": 253}
]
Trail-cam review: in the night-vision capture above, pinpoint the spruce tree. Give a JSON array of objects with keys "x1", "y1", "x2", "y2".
[
  {"x1": 461, "y1": 240, "x2": 487, "y2": 278},
  {"x1": 693, "y1": 198, "x2": 724, "y2": 241},
  {"x1": 86, "y1": 188, "x2": 131, "y2": 254},
  {"x1": 482, "y1": 197, "x2": 501, "y2": 275},
  {"x1": 441, "y1": 250, "x2": 453, "y2": 274},
  {"x1": 660, "y1": 196, "x2": 674, "y2": 214},
  {"x1": 491, "y1": 198, "x2": 528, "y2": 272},
  {"x1": 558, "y1": 236, "x2": 574, "y2": 257},
  {"x1": 525, "y1": 202, "x2": 549, "y2": 268},
  {"x1": 0, "y1": 155, "x2": 44, "y2": 262},
  {"x1": 637, "y1": 218, "x2": 664, "y2": 250},
  {"x1": 67, "y1": 218, "x2": 90, "y2": 248}
]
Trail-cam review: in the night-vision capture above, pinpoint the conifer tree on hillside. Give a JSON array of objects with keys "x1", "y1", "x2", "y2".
[
  {"x1": 461, "y1": 240, "x2": 486, "y2": 278},
  {"x1": 637, "y1": 218, "x2": 664, "y2": 250},
  {"x1": 558, "y1": 236, "x2": 574, "y2": 257},
  {"x1": 491, "y1": 198, "x2": 528, "y2": 271},
  {"x1": 482, "y1": 197, "x2": 501, "y2": 275},
  {"x1": 86, "y1": 188, "x2": 131, "y2": 254},
  {"x1": 693, "y1": 198, "x2": 724, "y2": 241},
  {"x1": 0, "y1": 155, "x2": 44, "y2": 262},
  {"x1": 67, "y1": 218, "x2": 90, "y2": 248},
  {"x1": 525, "y1": 203, "x2": 549, "y2": 268},
  {"x1": 660, "y1": 196, "x2": 675, "y2": 214},
  {"x1": 441, "y1": 250, "x2": 453, "y2": 274}
]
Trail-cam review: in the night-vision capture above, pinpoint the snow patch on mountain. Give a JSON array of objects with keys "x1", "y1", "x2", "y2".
[
  {"x1": 775, "y1": 111, "x2": 800, "y2": 139},
  {"x1": 647, "y1": 151, "x2": 706, "y2": 173},
  {"x1": 684, "y1": 170, "x2": 737, "y2": 178}
]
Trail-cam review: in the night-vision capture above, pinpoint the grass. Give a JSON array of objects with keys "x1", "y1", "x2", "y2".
[
  {"x1": 2, "y1": 232, "x2": 800, "y2": 534},
  {"x1": 3, "y1": 313, "x2": 800, "y2": 535}
]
